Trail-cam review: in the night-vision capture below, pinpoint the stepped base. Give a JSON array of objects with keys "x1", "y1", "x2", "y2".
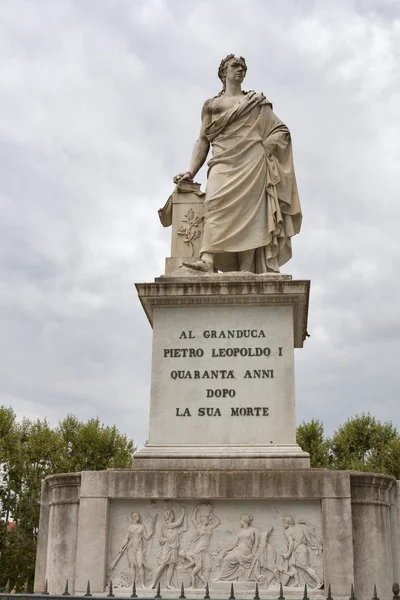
[{"x1": 134, "y1": 444, "x2": 310, "y2": 469}]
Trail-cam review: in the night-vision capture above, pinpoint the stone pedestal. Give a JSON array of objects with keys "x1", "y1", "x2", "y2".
[
  {"x1": 34, "y1": 467, "x2": 400, "y2": 599},
  {"x1": 34, "y1": 273, "x2": 400, "y2": 599},
  {"x1": 135, "y1": 274, "x2": 310, "y2": 468}
]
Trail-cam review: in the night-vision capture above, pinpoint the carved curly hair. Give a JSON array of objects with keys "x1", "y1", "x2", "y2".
[{"x1": 216, "y1": 54, "x2": 247, "y2": 97}]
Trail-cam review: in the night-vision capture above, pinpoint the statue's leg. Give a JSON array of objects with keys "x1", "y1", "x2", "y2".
[{"x1": 238, "y1": 249, "x2": 255, "y2": 272}]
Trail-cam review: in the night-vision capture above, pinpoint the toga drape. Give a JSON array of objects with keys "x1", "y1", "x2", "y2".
[{"x1": 200, "y1": 92, "x2": 302, "y2": 273}]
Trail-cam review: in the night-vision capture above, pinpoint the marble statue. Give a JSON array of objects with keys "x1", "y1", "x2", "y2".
[
  {"x1": 282, "y1": 516, "x2": 322, "y2": 588},
  {"x1": 111, "y1": 511, "x2": 157, "y2": 588},
  {"x1": 180, "y1": 503, "x2": 221, "y2": 588},
  {"x1": 150, "y1": 507, "x2": 187, "y2": 589},
  {"x1": 213, "y1": 514, "x2": 261, "y2": 582},
  {"x1": 173, "y1": 54, "x2": 302, "y2": 274}
]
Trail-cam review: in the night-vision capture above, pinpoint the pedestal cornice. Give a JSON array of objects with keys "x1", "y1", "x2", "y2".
[{"x1": 136, "y1": 274, "x2": 310, "y2": 348}]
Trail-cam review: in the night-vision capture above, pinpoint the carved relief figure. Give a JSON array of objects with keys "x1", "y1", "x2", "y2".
[
  {"x1": 282, "y1": 516, "x2": 323, "y2": 588},
  {"x1": 214, "y1": 514, "x2": 261, "y2": 582},
  {"x1": 150, "y1": 507, "x2": 187, "y2": 590},
  {"x1": 174, "y1": 54, "x2": 301, "y2": 274},
  {"x1": 180, "y1": 503, "x2": 221, "y2": 588},
  {"x1": 251, "y1": 527, "x2": 286, "y2": 586},
  {"x1": 110, "y1": 512, "x2": 157, "y2": 588}
]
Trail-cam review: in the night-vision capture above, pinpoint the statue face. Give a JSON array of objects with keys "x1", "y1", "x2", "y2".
[
  {"x1": 225, "y1": 57, "x2": 246, "y2": 84},
  {"x1": 200, "y1": 515, "x2": 209, "y2": 525},
  {"x1": 164, "y1": 510, "x2": 173, "y2": 522},
  {"x1": 131, "y1": 512, "x2": 140, "y2": 523}
]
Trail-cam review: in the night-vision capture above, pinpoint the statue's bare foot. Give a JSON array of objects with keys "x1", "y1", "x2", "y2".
[{"x1": 182, "y1": 259, "x2": 213, "y2": 273}]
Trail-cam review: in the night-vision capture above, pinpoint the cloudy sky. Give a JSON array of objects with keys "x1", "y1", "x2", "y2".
[{"x1": 1, "y1": 0, "x2": 399, "y2": 446}]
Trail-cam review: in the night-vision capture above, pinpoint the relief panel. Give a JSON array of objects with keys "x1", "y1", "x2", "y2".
[{"x1": 107, "y1": 500, "x2": 323, "y2": 592}]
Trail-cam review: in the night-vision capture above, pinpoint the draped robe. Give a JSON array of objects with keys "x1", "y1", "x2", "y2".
[{"x1": 200, "y1": 92, "x2": 302, "y2": 273}]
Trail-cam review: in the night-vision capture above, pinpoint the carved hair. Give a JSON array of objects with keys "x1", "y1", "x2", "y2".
[
  {"x1": 216, "y1": 54, "x2": 247, "y2": 97},
  {"x1": 240, "y1": 514, "x2": 253, "y2": 525},
  {"x1": 284, "y1": 516, "x2": 295, "y2": 526},
  {"x1": 131, "y1": 512, "x2": 140, "y2": 522}
]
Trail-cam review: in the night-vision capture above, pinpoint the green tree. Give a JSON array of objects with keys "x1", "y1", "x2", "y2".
[
  {"x1": 296, "y1": 418, "x2": 330, "y2": 468},
  {"x1": 0, "y1": 407, "x2": 135, "y2": 591},
  {"x1": 57, "y1": 415, "x2": 135, "y2": 472},
  {"x1": 297, "y1": 413, "x2": 400, "y2": 477},
  {"x1": 330, "y1": 413, "x2": 398, "y2": 472}
]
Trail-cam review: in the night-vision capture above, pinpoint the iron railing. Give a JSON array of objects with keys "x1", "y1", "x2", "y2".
[{"x1": 0, "y1": 580, "x2": 399, "y2": 600}]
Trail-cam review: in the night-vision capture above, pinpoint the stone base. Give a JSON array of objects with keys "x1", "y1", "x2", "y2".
[
  {"x1": 35, "y1": 468, "x2": 400, "y2": 600},
  {"x1": 134, "y1": 444, "x2": 310, "y2": 469}
]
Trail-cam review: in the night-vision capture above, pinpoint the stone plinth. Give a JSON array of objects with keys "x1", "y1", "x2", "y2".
[
  {"x1": 34, "y1": 269, "x2": 400, "y2": 598},
  {"x1": 158, "y1": 182, "x2": 205, "y2": 275},
  {"x1": 34, "y1": 468, "x2": 400, "y2": 599},
  {"x1": 135, "y1": 274, "x2": 310, "y2": 467}
]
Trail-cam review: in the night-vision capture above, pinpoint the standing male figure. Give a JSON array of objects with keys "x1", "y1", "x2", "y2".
[{"x1": 174, "y1": 54, "x2": 302, "y2": 274}]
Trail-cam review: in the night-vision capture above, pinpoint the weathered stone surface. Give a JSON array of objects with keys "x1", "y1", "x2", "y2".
[
  {"x1": 107, "y1": 498, "x2": 323, "y2": 592},
  {"x1": 136, "y1": 276, "x2": 309, "y2": 349},
  {"x1": 351, "y1": 473, "x2": 397, "y2": 600},
  {"x1": 34, "y1": 474, "x2": 81, "y2": 595},
  {"x1": 36, "y1": 468, "x2": 400, "y2": 598}
]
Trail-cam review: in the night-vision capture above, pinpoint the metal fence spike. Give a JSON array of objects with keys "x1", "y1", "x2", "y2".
[
  {"x1": 373, "y1": 584, "x2": 379, "y2": 600},
  {"x1": 327, "y1": 583, "x2": 332, "y2": 600},
  {"x1": 155, "y1": 581, "x2": 162, "y2": 599},
  {"x1": 5, "y1": 579, "x2": 11, "y2": 594},
  {"x1": 393, "y1": 582, "x2": 400, "y2": 600},
  {"x1": 254, "y1": 582, "x2": 260, "y2": 600},
  {"x1": 42, "y1": 579, "x2": 49, "y2": 595},
  {"x1": 303, "y1": 583, "x2": 309, "y2": 600},
  {"x1": 278, "y1": 582, "x2": 285, "y2": 600},
  {"x1": 350, "y1": 584, "x2": 356, "y2": 600},
  {"x1": 130, "y1": 580, "x2": 137, "y2": 598},
  {"x1": 180, "y1": 582, "x2": 186, "y2": 599},
  {"x1": 229, "y1": 582, "x2": 235, "y2": 600},
  {"x1": 107, "y1": 580, "x2": 115, "y2": 598},
  {"x1": 24, "y1": 579, "x2": 29, "y2": 593},
  {"x1": 204, "y1": 582, "x2": 210, "y2": 600},
  {"x1": 84, "y1": 580, "x2": 92, "y2": 597},
  {"x1": 63, "y1": 579, "x2": 70, "y2": 596}
]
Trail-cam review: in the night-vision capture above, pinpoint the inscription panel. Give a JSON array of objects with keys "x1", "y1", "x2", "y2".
[
  {"x1": 148, "y1": 304, "x2": 296, "y2": 446},
  {"x1": 107, "y1": 499, "x2": 323, "y2": 591}
]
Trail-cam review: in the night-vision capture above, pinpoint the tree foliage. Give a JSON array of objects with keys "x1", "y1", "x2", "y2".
[
  {"x1": 0, "y1": 407, "x2": 135, "y2": 591},
  {"x1": 297, "y1": 412, "x2": 400, "y2": 478},
  {"x1": 296, "y1": 418, "x2": 330, "y2": 468}
]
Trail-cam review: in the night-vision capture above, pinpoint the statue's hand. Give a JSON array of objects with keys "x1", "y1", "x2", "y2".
[{"x1": 173, "y1": 172, "x2": 191, "y2": 184}]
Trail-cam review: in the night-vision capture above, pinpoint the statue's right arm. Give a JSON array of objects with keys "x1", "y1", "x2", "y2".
[{"x1": 173, "y1": 99, "x2": 212, "y2": 184}]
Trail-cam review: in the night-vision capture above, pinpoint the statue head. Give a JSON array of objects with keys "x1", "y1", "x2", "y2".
[
  {"x1": 283, "y1": 516, "x2": 295, "y2": 528},
  {"x1": 130, "y1": 512, "x2": 140, "y2": 523},
  {"x1": 217, "y1": 54, "x2": 247, "y2": 94},
  {"x1": 239, "y1": 514, "x2": 253, "y2": 527},
  {"x1": 199, "y1": 514, "x2": 210, "y2": 525},
  {"x1": 164, "y1": 509, "x2": 174, "y2": 522}
]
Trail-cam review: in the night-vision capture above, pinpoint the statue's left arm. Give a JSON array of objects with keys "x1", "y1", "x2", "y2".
[
  {"x1": 260, "y1": 105, "x2": 291, "y2": 158},
  {"x1": 260, "y1": 103, "x2": 301, "y2": 221}
]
